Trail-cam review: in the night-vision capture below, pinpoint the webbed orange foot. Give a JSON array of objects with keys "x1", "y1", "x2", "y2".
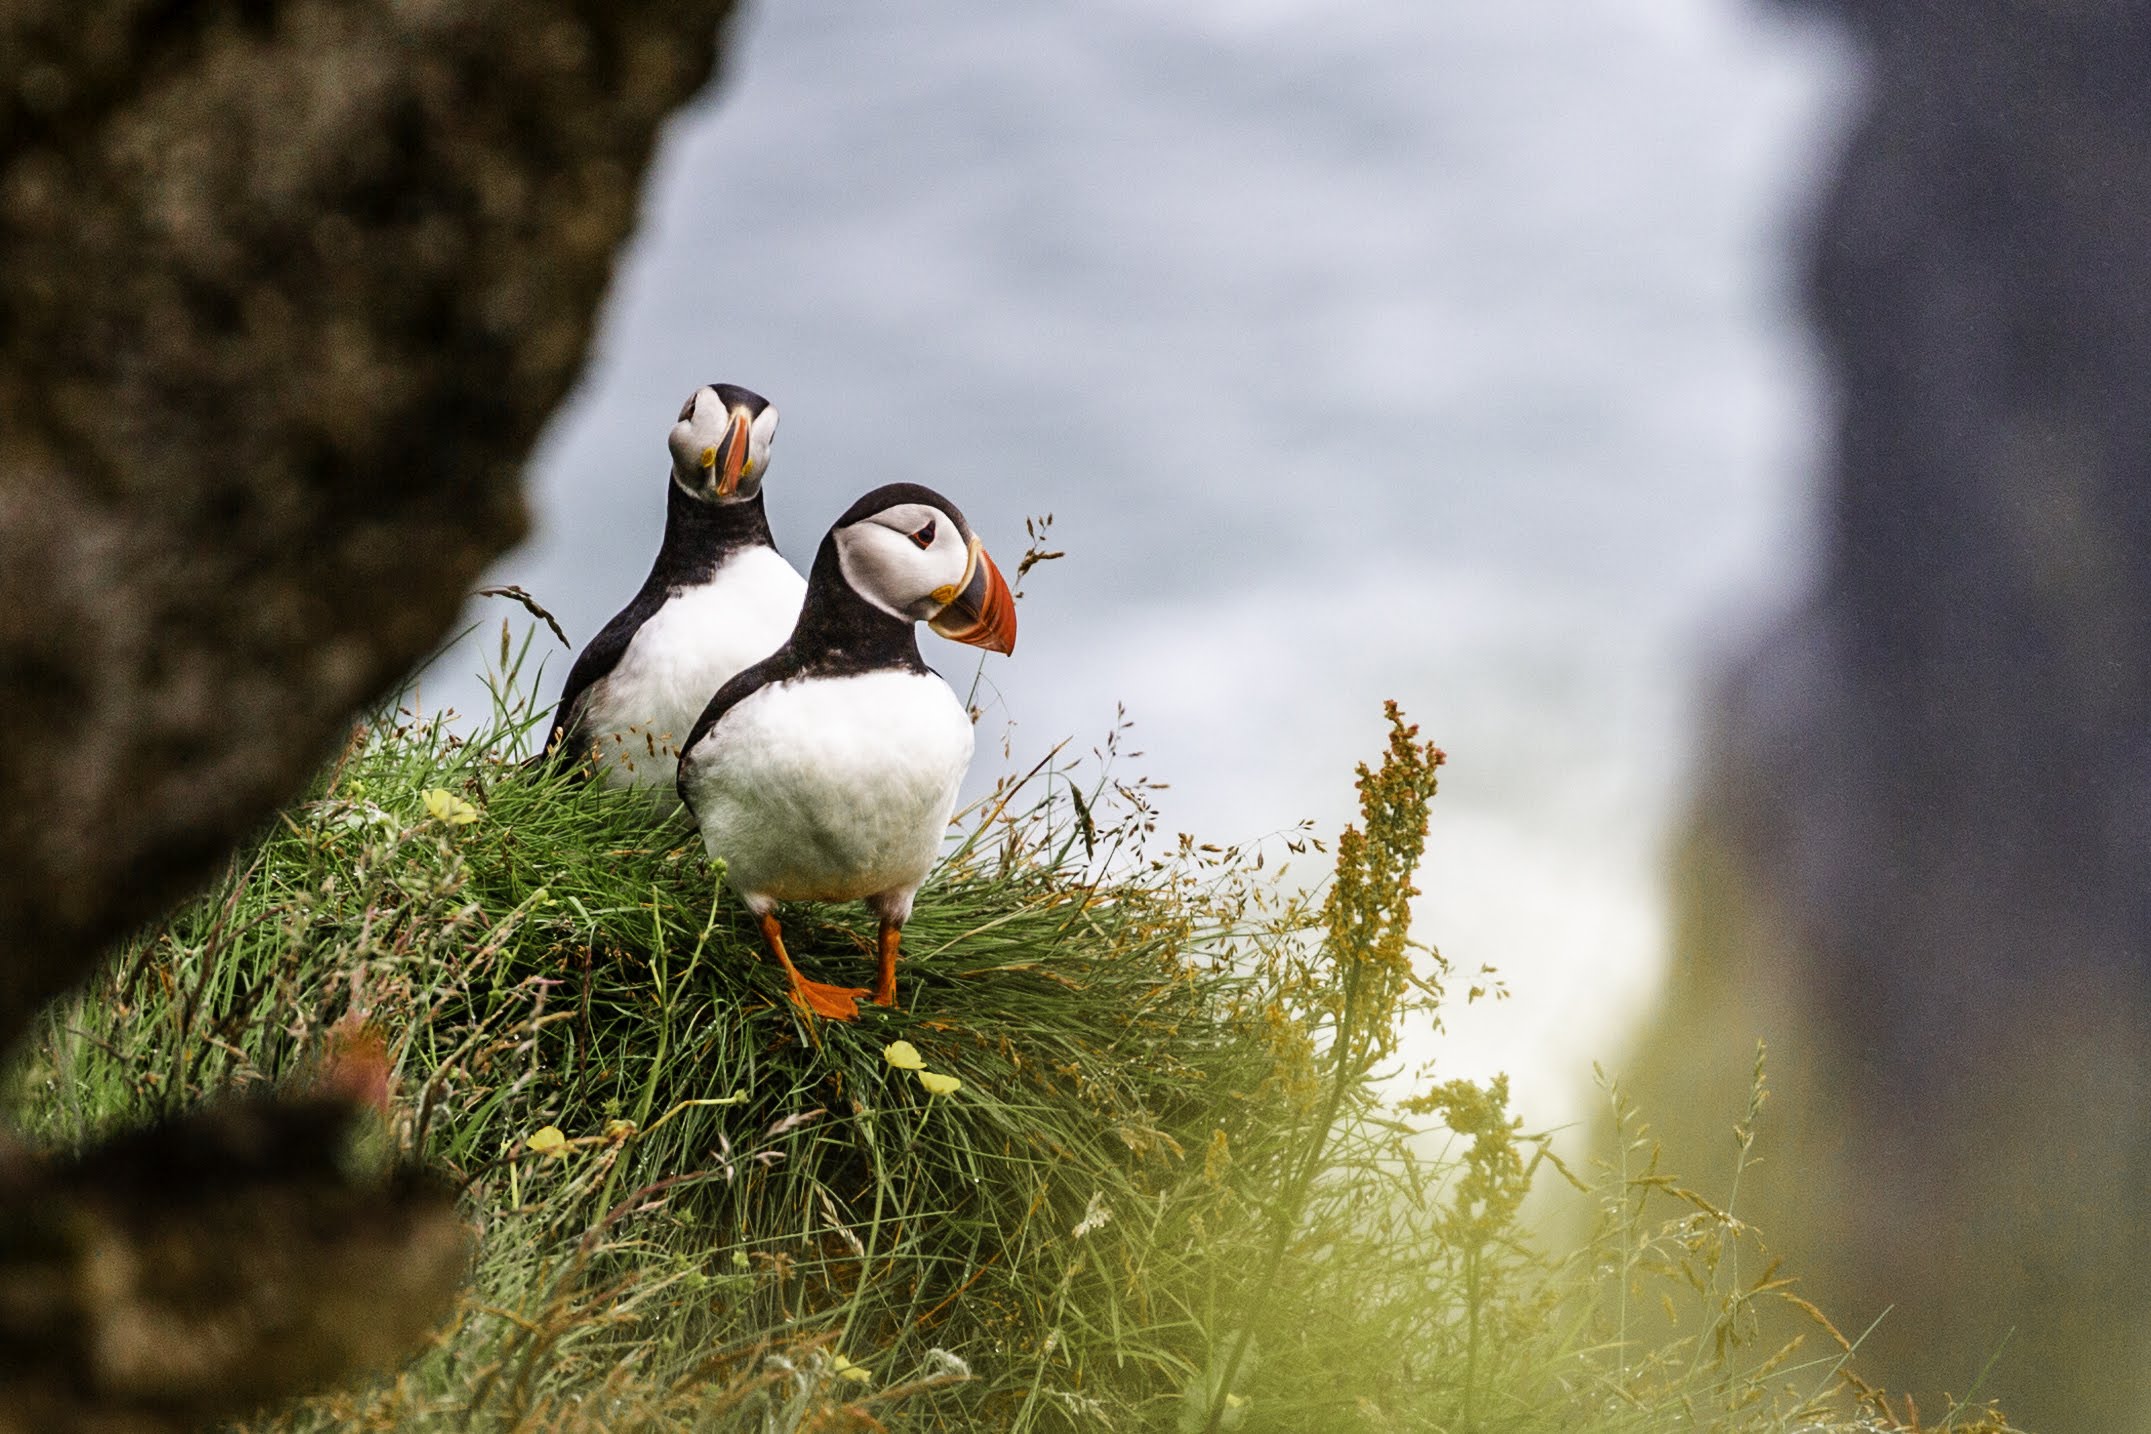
[
  {"x1": 789, "y1": 974, "x2": 871, "y2": 1022},
  {"x1": 759, "y1": 909, "x2": 869, "y2": 1021}
]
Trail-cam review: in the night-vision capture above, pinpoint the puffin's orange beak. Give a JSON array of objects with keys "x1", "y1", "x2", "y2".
[
  {"x1": 711, "y1": 410, "x2": 751, "y2": 497},
  {"x1": 928, "y1": 541, "x2": 1017, "y2": 655}
]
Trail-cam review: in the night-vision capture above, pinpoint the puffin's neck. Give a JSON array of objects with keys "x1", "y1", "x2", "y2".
[
  {"x1": 788, "y1": 534, "x2": 926, "y2": 673},
  {"x1": 653, "y1": 480, "x2": 778, "y2": 588}
]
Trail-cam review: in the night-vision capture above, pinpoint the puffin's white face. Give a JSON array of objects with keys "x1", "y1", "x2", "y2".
[
  {"x1": 667, "y1": 386, "x2": 780, "y2": 502},
  {"x1": 835, "y1": 501, "x2": 1018, "y2": 653},
  {"x1": 836, "y1": 502, "x2": 972, "y2": 621}
]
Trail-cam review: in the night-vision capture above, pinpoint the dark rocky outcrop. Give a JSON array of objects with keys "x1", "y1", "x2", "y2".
[
  {"x1": 0, "y1": 1, "x2": 737, "y2": 1424},
  {"x1": 1625, "y1": 2, "x2": 2151, "y2": 1427}
]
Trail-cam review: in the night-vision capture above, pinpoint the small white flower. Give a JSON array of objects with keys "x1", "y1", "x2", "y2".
[
  {"x1": 336, "y1": 799, "x2": 396, "y2": 831},
  {"x1": 925, "y1": 1347, "x2": 972, "y2": 1380},
  {"x1": 1073, "y1": 1190, "x2": 1112, "y2": 1239}
]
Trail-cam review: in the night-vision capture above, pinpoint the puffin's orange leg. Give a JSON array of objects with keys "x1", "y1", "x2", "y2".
[
  {"x1": 759, "y1": 912, "x2": 868, "y2": 1021},
  {"x1": 872, "y1": 922, "x2": 902, "y2": 1008}
]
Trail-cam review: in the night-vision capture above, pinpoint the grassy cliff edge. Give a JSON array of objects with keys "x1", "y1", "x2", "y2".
[{"x1": 6, "y1": 644, "x2": 2017, "y2": 1432}]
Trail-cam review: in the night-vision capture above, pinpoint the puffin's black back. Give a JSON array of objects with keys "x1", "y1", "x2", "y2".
[{"x1": 541, "y1": 482, "x2": 781, "y2": 762}]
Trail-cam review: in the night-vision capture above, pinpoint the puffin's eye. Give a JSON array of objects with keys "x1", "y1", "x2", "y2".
[
  {"x1": 908, "y1": 520, "x2": 937, "y2": 550},
  {"x1": 677, "y1": 392, "x2": 700, "y2": 422}
]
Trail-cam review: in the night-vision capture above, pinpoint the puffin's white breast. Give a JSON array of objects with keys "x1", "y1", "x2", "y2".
[
  {"x1": 580, "y1": 547, "x2": 805, "y2": 803},
  {"x1": 681, "y1": 669, "x2": 975, "y2": 909}
]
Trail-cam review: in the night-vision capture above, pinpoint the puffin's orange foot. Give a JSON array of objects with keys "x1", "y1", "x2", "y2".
[
  {"x1": 871, "y1": 976, "x2": 899, "y2": 1009},
  {"x1": 789, "y1": 975, "x2": 871, "y2": 1022}
]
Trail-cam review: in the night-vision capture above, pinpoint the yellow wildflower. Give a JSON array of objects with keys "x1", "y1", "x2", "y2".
[
  {"x1": 423, "y1": 788, "x2": 479, "y2": 826},
  {"x1": 882, "y1": 1040, "x2": 926, "y2": 1071},
  {"x1": 525, "y1": 1124, "x2": 567, "y2": 1158},
  {"x1": 830, "y1": 1351, "x2": 872, "y2": 1384},
  {"x1": 917, "y1": 1070, "x2": 961, "y2": 1096}
]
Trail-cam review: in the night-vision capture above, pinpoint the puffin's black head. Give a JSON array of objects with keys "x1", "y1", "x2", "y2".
[
  {"x1": 829, "y1": 483, "x2": 1017, "y2": 655},
  {"x1": 667, "y1": 383, "x2": 779, "y2": 503}
]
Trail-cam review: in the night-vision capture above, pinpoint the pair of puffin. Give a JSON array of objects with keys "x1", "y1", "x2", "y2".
[{"x1": 546, "y1": 384, "x2": 1016, "y2": 1021}]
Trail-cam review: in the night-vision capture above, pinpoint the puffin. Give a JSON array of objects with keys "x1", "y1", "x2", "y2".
[
  {"x1": 676, "y1": 483, "x2": 1017, "y2": 1020},
  {"x1": 543, "y1": 383, "x2": 804, "y2": 805}
]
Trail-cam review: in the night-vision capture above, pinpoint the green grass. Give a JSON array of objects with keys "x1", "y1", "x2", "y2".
[{"x1": 5, "y1": 631, "x2": 2021, "y2": 1432}]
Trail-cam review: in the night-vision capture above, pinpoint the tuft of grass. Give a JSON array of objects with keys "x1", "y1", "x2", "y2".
[{"x1": 5, "y1": 628, "x2": 2021, "y2": 1432}]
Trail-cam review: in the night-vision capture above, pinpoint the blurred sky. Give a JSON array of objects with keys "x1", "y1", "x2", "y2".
[{"x1": 425, "y1": 0, "x2": 1857, "y2": 1139}]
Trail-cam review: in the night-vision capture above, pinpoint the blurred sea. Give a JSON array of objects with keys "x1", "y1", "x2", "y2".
[{"x1": 424, "y1": 0, "x2": 1855, "y2": 1137}]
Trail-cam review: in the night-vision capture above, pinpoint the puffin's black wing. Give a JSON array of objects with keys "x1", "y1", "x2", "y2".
[
  {"x1": 673, "y1": 647, "x2": 804, "y2": 814},
  {"x1": 536, "y1": 583, "x2": 669, "y2": 768},
  {"x1": 673, "y1": 521, "x2": 937, "y2": 808},
  {"x1": 539, "y1": 484, "x2": 790, "y2": 769}
]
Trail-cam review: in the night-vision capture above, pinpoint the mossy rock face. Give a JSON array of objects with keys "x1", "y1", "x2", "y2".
[
  {"x1": 0, "y1": 0, "x2": 739, "y2": 1050},
  {"x1": 0, "y1": 6, "x2": 742, "y2": 1422}
]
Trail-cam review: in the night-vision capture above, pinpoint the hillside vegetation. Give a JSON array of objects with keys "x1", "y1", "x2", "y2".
[{"x1": 6, "y1": 633, "x2": 2016, "y2": 1432}]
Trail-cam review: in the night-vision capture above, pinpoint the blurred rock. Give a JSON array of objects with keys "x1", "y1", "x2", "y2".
[
  {"x1": 0, "y1": 0, "x2": 737, "y2": 1422},
  {"x1": 0, "y1": 1101, "x2": 466, "y2": 1432},
  {"x1": 1626, "y1": 1, "x2": 2151, "y2": 1427}
]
